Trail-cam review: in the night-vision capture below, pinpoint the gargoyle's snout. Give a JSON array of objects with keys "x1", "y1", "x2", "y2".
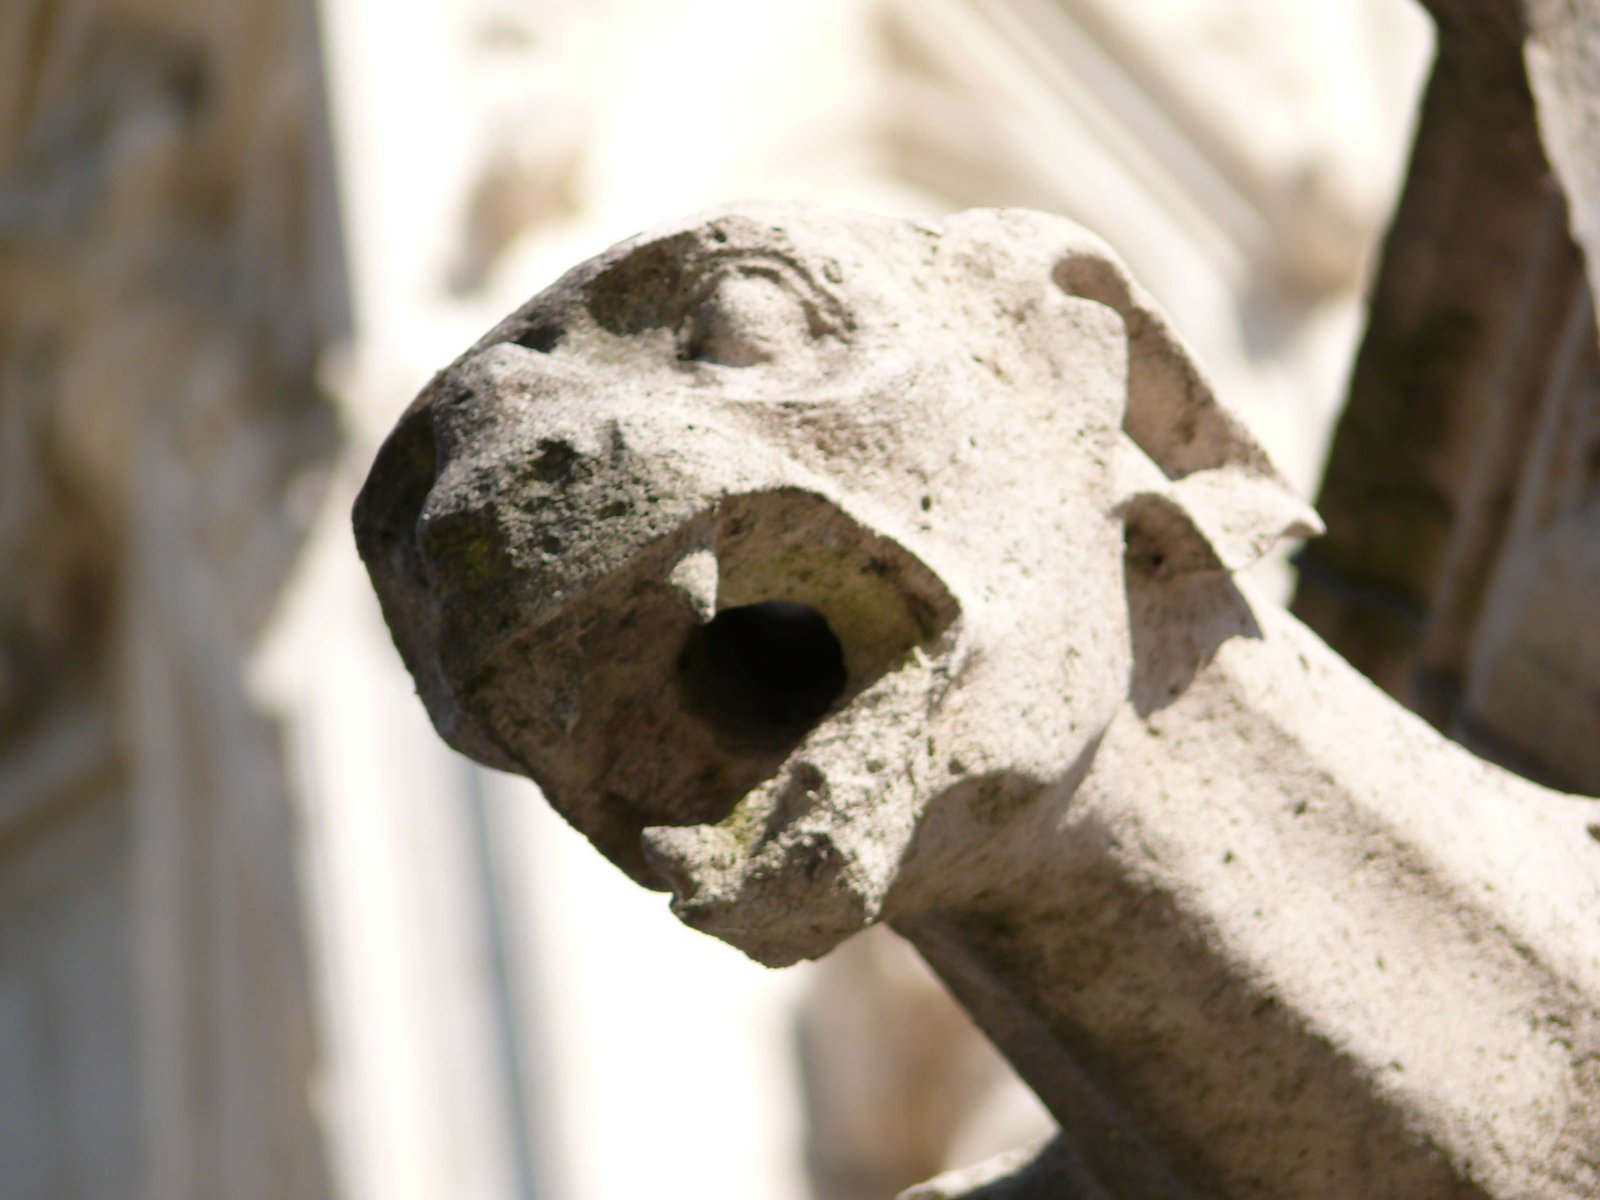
[
  {"x1": 494, "y1": 485, "x2": 960, "y2": 886},
  {"x1": 355, "y1": 352, "x2": 961, "y2": 886}
]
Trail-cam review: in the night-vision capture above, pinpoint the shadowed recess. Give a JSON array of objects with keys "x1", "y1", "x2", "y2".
[{"x1": 679, "y1": 601, "x2": 848, "y2": 749}]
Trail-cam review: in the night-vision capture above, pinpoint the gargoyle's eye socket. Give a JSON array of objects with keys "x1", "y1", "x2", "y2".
[
  {"x1": 680, "y1": 271, "x2": 810, "y2": 367},
  {"x1": 676, "y1": 256, "x2": 851, "y2": 371}
]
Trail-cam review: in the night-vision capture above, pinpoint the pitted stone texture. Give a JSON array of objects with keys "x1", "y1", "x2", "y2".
[{"x1": 356, "y1": 204, "x2": 1600, "y2": 1198}]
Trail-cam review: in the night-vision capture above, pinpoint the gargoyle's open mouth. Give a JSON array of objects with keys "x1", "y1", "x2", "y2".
[
  {"x1": 678, "y1": 600, "x2": 848, "y2": 750},
  {"x1": 461, "y1": 486, "x2": 961, "y2": 888}
]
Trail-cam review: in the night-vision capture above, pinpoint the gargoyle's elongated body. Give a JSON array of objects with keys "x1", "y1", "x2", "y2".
[
  {"x1": 900, "y1": 568, "x2": 1600, "y2": 1198},
  {"x1": 354, "y1": 204, "x2": 1600, "y2": 1198}
]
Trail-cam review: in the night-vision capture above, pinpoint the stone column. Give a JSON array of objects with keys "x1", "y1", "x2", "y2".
[
  {"x1": 1294, "y1": 0, "x2": 1600, "y2": 794},
  {"x1": 0, "y1": 1, "x2": 340, "y2": 1195}
]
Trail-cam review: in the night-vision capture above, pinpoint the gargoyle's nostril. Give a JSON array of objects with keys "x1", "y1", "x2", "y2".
[
  {"x1": 509, "y1": 320, "x2": 563, "y2": 353},
  {"x1": 678, "y1": 601, "x2": 847, "y2": 749}
]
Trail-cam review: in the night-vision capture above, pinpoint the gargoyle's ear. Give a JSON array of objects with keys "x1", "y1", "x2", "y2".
[{"x1": 1053, "y1": 248, "x2": 1323, "y2": 575}]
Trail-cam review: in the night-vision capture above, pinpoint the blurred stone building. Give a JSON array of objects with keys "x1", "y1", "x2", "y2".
[{"x1": 1, "y1": 2, "x2": 1441, "y2": 1197}]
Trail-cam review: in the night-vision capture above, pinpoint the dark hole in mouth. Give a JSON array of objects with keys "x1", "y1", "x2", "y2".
[{"x1": 678, "y1": 601, "x2": 847, "y2": 749}]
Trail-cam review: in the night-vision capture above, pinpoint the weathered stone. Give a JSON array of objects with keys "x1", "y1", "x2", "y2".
[
  {"x1": 356, "y1": 204, "x2": 1600, "y2": 1198},
  {"x1": 1291, "y1": 0, "x2": 1584, "y2": 707},
  {"x1": 1293, "y1": 0, "x2": 1600, "y2": 795}
]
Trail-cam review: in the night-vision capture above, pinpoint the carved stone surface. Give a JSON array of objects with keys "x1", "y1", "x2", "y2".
[{"x1": 356, "y1": 204, "x2": 1600, "y2": 1198}]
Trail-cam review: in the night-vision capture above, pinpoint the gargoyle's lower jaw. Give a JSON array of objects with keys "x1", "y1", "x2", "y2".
[
  {"x1": 637, "y1": 634, "x2": 963, "y2": 964},
  {"x1": 460, "y1": 486, "x2": 962, "y2": 898}
]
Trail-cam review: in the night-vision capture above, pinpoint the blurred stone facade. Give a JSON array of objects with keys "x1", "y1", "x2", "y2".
[
  {"x1": 1295, "y1": 0, "x2": 1600, "y2": 797},
  {"x1": 0, "y1": 0, "x2": 340, "y2": 1197}
]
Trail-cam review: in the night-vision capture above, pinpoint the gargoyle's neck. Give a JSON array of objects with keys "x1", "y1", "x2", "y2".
[{"x1": 896, "y1": 572, "x2": 1600, "y2": 1199}]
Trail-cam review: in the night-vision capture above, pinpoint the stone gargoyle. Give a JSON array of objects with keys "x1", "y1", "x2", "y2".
[{"x1": 353, "y1": 205, "x2": 1600, "y2": 1199}]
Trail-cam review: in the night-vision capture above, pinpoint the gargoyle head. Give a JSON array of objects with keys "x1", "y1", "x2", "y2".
[{"x1": 354, "y1": 204, "x2": 1318, "y2": 965}]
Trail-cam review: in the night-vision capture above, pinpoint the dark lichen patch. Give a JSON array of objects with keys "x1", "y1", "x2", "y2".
[
  {"x1": 585, "y1": 232, "x2": 698, "y2": 336},
  {"x1": 414, "y1": 505, "x2": 513, "y2": 595},
  {"x1": 353, "y1": 391, "x2": 439, "y2": 571},
  {"x1": 529, "y1": 438, "x2": 579, "y2": 484}
]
